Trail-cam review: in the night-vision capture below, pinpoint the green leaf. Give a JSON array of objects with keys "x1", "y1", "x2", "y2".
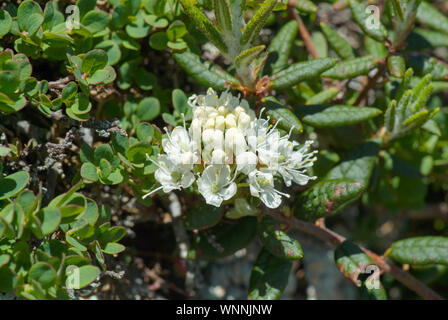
[
  {"x1": 66, "y1": 265, "x2": 100, "y2": 289},
  {"x1": 126, "y1": 11, "x2": 150, "y2": 39},
  {"x1": 322, "y1": 56, "x2": 378, "y2": 80},
  {"x1": 173, "y1": 51, "x2": 237, "y2": 90},
  {"x1": 241, "y1": 0, "x2": 277, "y2": 48},
  {"x1": 262, "y1": 97, "x2": 303, "y2": 134},
  {"x1": 335, "y1": 240, "x2": 372, "y2": 285},
  {"x1": 192, "y1": 217, "x2": 257, "y2": 260},
  {"x1": 235, "y1": 45, "x2": 265, "y2": 70},
  {"x1": 17, "y1": 1, "x2": 43, "y2": 34},
  {"x1": 350, "y1": 0, "x2": 387, "y2": 41},
  {"x1": 0, "y1": 266, "x2": 16, "y2": 292},
  {"x1": 61, "y1": 82, "x2": 78, "y2": 102},
  {"x1": 387, "y1": 236, "x2": 448, "y2": 266},
  {"x1": 136, "y1": 97, "x2": 160, "y2": 121},
  {"x1": 294, "y1": 178, "x2": 365, "y2": 221},
  {"x1": 0, "y1": 171, "x2": 30, "y2": 200},
  {"x1": 179, "y1": 0, "x2": 227, "y2": 53},
  {"x1": 96, "y1": 40, "x2": 121, "y2": 65},
  {"x1": 264, "y1": 20, "x2": 298, "y2": 75},
  {"x1": 295, "y1": 0, "x2": 317, "y2": 13},
  {"x1": 271, "y1": 58, "x2": 337, "y2": 89},
  {"x1": 82, "y1": 49, "x2": 108, "y2": 75},
  {"x1": 306, "y1": 88, "x2": 339, "y2": 105},
  {"x1": 126, "y1": 141, "x2": 152, "y2": 164},
  {"x1": 102, "y1": 242, "x2": 125, "y2": 254},
  {"x1": 80, "y1": 162, "x2": 98, "y2": 182},
  {"x1": 417, "y1": 1, "x2": 448, "y2": 35},
  {"x1": 77, "y1": 0, "x2": 97, "y2": 17},
  {"x1": 360, "y1": 281, "x2": 387, "y2": 300},
  {"x1": 36, "y1": 207, "x2": 61, "y2": 235},
  {"x1": 0, "y1": 10, "x2": 12, "y2": 37},
  {"x1": 81, "y1": 10, "x2": 110, "y2": 34},
  {"x1": 214, "y1": 0, "x2": 232, "y2": 32},
  {"x1": 149, "y1": 32, "x2": 168, "y2": 50},
  {"x1": 248, "y1": 248, "x2": 292, "y2": 300},
  {"x1": 365, "y1": 36, "x2": 387, "y2": 60},
  {"x1": 28, "y1": 262, "x2": 56, "y2": 289},
  {"x1": 320, "y1": 22, "x2": 354, "y2": 60},
  {"x1": 300, "y1": 105, "x2": 382, "y2": 128},
  {"x1": 325, "y1": 139, "x2": 381, "y2": 186},
  {"x1": 172, "y1": 89, "x2": 189, "y2": 115},
  {"x1": 184, "y1": 204, "x2": 223, "y2": 230},
  {"x1": 167, "y1": 20, "x2": 187, "y2": 41},
  {"x1": 257, "y1": 216, "x2": 303, "y2": 260},
  {"x1": 388, "y1": 55, "x2": 406, "y2": 78}
]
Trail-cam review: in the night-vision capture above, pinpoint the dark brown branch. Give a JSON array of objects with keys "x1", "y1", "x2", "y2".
[{"x1": 268, "y1": 211, "x2": 443, "y2": 300}]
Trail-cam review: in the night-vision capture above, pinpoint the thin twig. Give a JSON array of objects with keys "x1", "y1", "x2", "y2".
[
  {"x1": 268, "y1": 211, "x2": 443, "y2": 300},
  {"x1": 288, "y1": 0, "x2": 319, "y2": 59},
  {"x1": 48, "y1": 76, "x2": 73, "y2": 88},
  {"x1": 355, "y1": 60, "x2": 387, "y2": 106}
]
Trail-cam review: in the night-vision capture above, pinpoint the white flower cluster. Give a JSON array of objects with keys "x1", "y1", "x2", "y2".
[{"x1": 143, "y1": 88, "x2": 318, "y2": 209}]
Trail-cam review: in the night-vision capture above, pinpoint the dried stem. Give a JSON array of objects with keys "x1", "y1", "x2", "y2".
[
  {"x1": 268, "y1": 211, "x2": 444, "y2": 300},
  {"x1": 288, "y1": 0, "x2": 320, "y2": 59}
]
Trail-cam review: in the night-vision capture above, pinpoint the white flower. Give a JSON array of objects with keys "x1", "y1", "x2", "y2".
[
  {"x1": 142, "y1": 155, "x2": 195, "y2": 199},
  {"x1": 276, "y1": 140, "x2": 318, "y2": 187},
  {"x1": 146, "y1": 88, "x2": 318, "y2": 209},
  {"x1": 236, "y1": 151, "x2": 258, "y2": 174},
  {"x1": 162, "y1": 126, "x2": 199, "y2": 168},
  {"x1": 197, "y1": 165, "x2": 237, "y2": 207},
  {"x1": 248, "y1": 170, "x2": 290, "y2": 209}
]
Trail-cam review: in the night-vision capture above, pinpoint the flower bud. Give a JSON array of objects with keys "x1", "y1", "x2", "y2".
[
  {"x1": 215, "y1": 115, "x2": 225, "y2": 131},
  {"x1": 225, "y1": 114, "x2": 237, "y2": 129},
  {"x1": 205, "y1": 117, "x2": 215, "y2": 129},
  {"x1": 236, "y1": 151, "x2": 258, "y2": 174},
  {"x1": 237, "y1": 112, "x2": 251, "y2": 131},
  {"x1": 218, "y1": 106, "x2": 228, "y2": 116}
]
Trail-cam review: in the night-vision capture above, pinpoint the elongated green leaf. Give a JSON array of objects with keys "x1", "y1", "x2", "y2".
[
  {"x1": 325, "y1": 139, "x2": 381, "y2": 186},
  {"x1": 295, "y1": 0, "x2": 317, "y2": 14},
  {"x1": 301, "y1": 105, "x2": 382, "y2": 128},
  {"x1": 294, "y1": 178, "x2": 365, "y2": 221},
  {"x1": 248, "y1": 248, "x2": 292, "y2": 300},
  {"x1": 272, "y1": 58, "x2": 337, "y2": 89},
  {"x1": 387, "y1": 236, "x2": 448, "y2": 266},
  {"x1": 409, "y1": 56, "x2": 448, "y2": 81},
  {"x1": 264, "y1": 20, "x2": 298, "y2": 75},
  {"x1": 320, "y1": 22, "x2": 354, "y2": 60},
  {"x1": 179, "y1": 0, "x2": 227, "y2": 53},
  {"x1": 173, "y1": 51, "x2": 237, "y2": 90},
  {"x1": 350, "y1": 0, "x2": 388, "y2": 41},
  {"x1": 417, "y1": 1, "x2": 448, "y2": 35},
  {"x1": 322, "y1": 56, "x2": 378, "y2": 79},
  {"x1": 192, "y1": 217, "x2": 256, "y2": 260},
  {"x1": 306, "y1": 88, "x2": 339, "y2": 105},
  {"x1": 262, "y1": 97, "x2": 303, "y2": 134},
  {"x1": 257, "y1": 216, "x2": 303, "y2": 260},
  {"x1": 235, "y1": 45, "x2": 265, "y2": 69},
  {"x1": 241, "y1": 0, "x2": 277, "y2": 48},
  {"x1": 214, "y1": 0, "x2": 232, "y2": 32}
]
